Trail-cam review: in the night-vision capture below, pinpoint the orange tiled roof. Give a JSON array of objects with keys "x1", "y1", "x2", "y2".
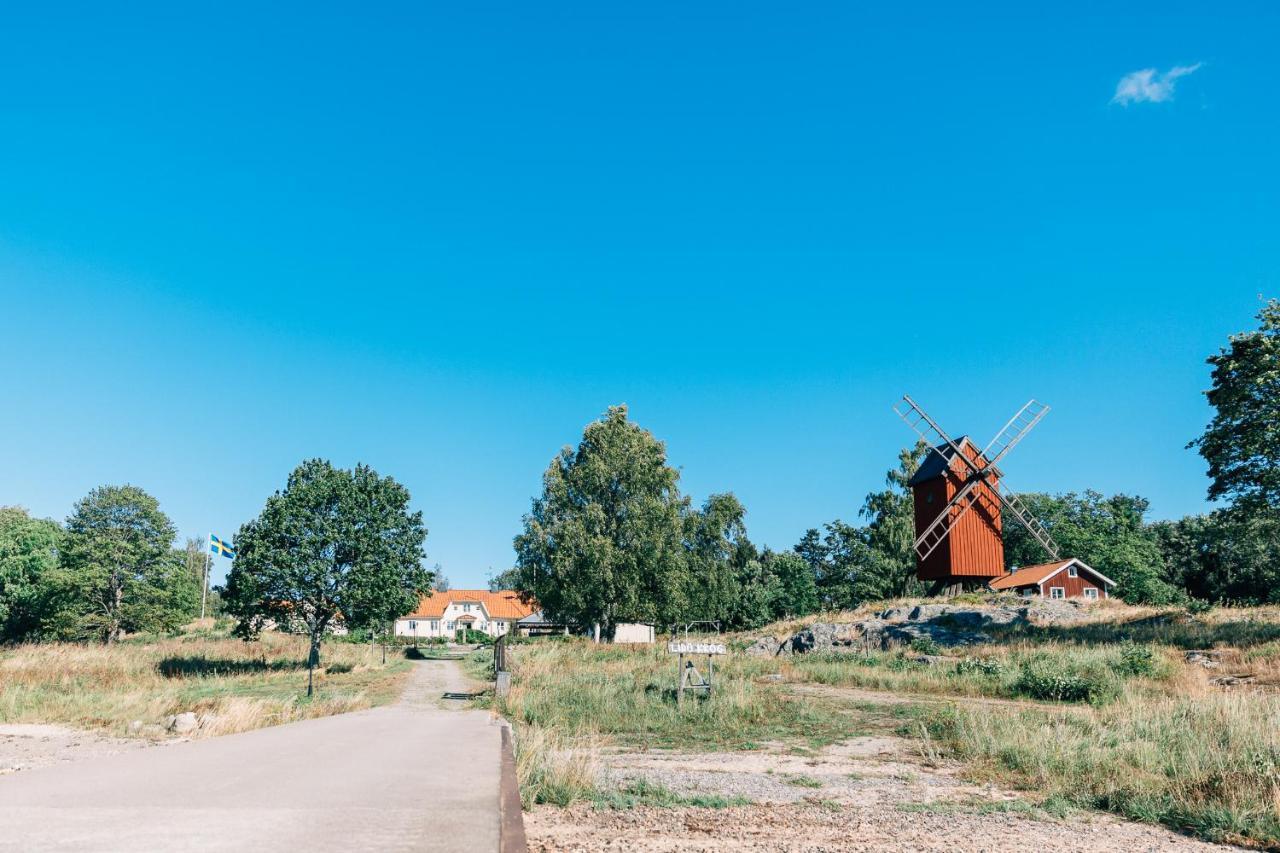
[
  {"x1": 403, "y1": 589, "x2": 537, "y2": 620},
  {"x1": 988, "y1": 560, "x2": 1075, "y2": 590}
]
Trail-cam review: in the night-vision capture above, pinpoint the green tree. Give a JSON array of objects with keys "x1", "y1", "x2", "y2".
[
  {"x1": 1151, "y1": 511, "x2": 1280, "y2": 605},
  {"x1": 487, "y1": 566, "x2": 521, "y2": 592},
  {"x1": 0, "y1": 507, "x2": 63, "y2": 642},
  {"x1": 513, "y1": 405, "x2": 689, "y2": 639},
  {"x1": 1191, "y1": 299, "x2": 1280, "y2": 513},
  {"x1": 763, "y1": 550, "x2": 818, "y2": 620},
  {"x1": 1003, "y1": 491, "x2": 1180, "y2": 604},
  {"x1": 856, "y1": 444, "x2": 928, "y2": 601},
  {"x1": 795, "y1": 521, "x2": 867, "y2": 610},
  {"x1": 223, "y1": 459, "x2": 429, "y2": 695},
  {"x1": 795, "y1": 446, "x2": 925, "y2": 610},
  {"x1": 50, "y1": 485, "x2": 189, "y2": 643},
  {"x1": 682, "y1": 493, "x2": 748, "y2": 625}
]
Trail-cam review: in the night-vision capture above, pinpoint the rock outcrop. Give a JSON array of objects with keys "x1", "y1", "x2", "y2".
[{"x1": 744, "y1": 599, "x2": 1095, "y2": 657}]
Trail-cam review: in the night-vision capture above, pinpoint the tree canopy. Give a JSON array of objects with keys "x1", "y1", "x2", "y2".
[
  {"x1": 223, "y1": 459, "x2": 429, "y2": 692},
  {"x1": 1192, "y1": 299, "x2": 1280, "y2": 513},
  {"x1": 513, "y1": 406, "x2": 689, "y2": 635},
  {"x1": 49, "y1": 485, "x2": 195, "y2": 642},
  {"x1": 0, "y1": 507, "x2": 63, "y2": 642}
]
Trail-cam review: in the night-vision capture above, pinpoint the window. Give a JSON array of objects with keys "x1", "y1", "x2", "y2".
[
  {"x1": 430, "y1": 621, "x2": 439, "y2": 631},
  {"x1": 1083, "y1": 588, "x2": 1098, "y2": 600},
  {"x1": 446, "y1": 621, "x2": 455, "y2": 630},
  {"x1": 408, "y1": 621, "x2": 417, "y2": 631},
  {"x1": 1068, "y1": 566, "x2": 1078, "y2": 578},
  {"x1": 498, "y1": 621, "x2": 506, "y2": 632},
  {"x1": 1049, "y1": 587, "x2": 1065, "y2": 599}
]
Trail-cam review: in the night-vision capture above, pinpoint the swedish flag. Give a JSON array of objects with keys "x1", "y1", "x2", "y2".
[{"x1": 209, "y1": 534, "x2": 236, "y2": 559}]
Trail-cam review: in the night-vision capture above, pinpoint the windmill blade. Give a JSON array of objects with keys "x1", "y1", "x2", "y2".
[
  {"x1": 982, "y1": 399, "x2": 1050, "y2": 470},
  {"x1": 912, "y1": 479, "x2": 979, "y2": 562},
  {"x1": 990, "y1": 480, "x2": 1061, "y2": 561},
  {"x1": 893, "y1": 395, "x2": 983, "y2": 477}
]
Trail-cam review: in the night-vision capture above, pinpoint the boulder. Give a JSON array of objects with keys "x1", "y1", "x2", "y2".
[
  {"x1": 743, "y1": 636, "x2": 783, "y2": 657},
  {"x1": 166, "y1": 712, "x2": 199, "y2": 735}
]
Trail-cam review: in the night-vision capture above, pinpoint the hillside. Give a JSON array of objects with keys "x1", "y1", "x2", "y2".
[{"x1": 498, "y1": 598, "x2": 1280, "y2": 851}]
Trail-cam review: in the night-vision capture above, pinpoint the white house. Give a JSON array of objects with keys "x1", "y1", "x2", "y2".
[{"x1": 394, "y1": 590, "x2": 537, "y2": 640}]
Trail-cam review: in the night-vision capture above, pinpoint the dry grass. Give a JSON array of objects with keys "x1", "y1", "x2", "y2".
[
  {"x1": 733, "y1": 601, "x2": 1280, "y2": 847},
  {"x1": 0, "y1": 631, "x2": 411, "y2": 738},
  {"x1": 495, "y1": 638, "x2": 860, "y2": 807}
]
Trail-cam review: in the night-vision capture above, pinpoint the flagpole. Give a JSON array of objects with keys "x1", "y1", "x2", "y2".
[{"x1": 201, "y1": 533, "x2": 211, "y2": 620}]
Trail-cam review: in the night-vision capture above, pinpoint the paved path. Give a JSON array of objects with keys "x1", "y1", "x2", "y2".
[{"x1": 0, "y1": 659, "x2": 503, "y2": 852}]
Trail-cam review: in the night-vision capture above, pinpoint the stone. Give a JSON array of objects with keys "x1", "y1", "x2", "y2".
[
  {"x1": 126, "y1": 720, "x2": 144, "y2": 735},
  {"x1": 166, "y1": 712, "x2": 199, "y2": 734},
  {"x1": 743, "y1": 636, "x2": 782, "y2": 657},
  {"x1": 1185, "y1": 650, "x2": 1223, "y2": 668}
]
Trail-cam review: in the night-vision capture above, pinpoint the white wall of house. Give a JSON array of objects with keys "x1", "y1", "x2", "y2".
[{"x1": 394, "y1": 599, "x2": 518, "y2": 639}]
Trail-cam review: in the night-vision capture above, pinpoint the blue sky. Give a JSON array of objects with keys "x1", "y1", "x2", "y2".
[{"x1": 1, "y1": 3, "x2": 1276, "y2": 588}]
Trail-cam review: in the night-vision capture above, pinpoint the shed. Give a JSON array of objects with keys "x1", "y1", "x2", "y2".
[
  {"x1": 611, "y1": 623, "x2": 656, "y2": 644},
  {"x1": 989, "y1": 558, "x2": 1115, "y2": 600}
]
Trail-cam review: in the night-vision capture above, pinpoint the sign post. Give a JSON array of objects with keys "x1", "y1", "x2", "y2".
[{"x1": 668, "y1": 640, "x2": 726, "y2": 706}]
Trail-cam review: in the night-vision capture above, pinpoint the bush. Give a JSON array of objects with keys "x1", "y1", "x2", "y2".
[
  {"x1": 955, "y1": 657, "x2": 1004, "y2": 677},
  {"x1": 909, "y1": 636, "x2": 942, "y2": 655},
  {"x1": 1013, "y1": 656, "x2": 1119, "y2": 704},
  {"x1": 1110, "y1": 642, "x2": 1158, "y2": 677}
]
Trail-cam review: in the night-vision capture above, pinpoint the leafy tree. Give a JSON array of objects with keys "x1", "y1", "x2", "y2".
[
  {"x1": 856, "y1": 444, "x2": 928, "y2": 601},
  {"x1": 1003, "y1": 491, "x2": 1180, "y2": 604},
  {"x1": 1151, "y1": 510, "x2": 1280, "y2": 605},
  {"x1": 513, "y1": 405, "x2": 689, "y2": 639},
  {"x1": 0, "y1": 507, "x2": 63, "y2": 642},
  {"x1": 50, "y1": 485, "x2": 189, "y2": 643},
  {"x1": 795, "y1": 521, "x2": 867, "y2": 610},
  {"x1": 682, "y1": 493, "x2": 749, "y2": 625},
  {"x1": 795, "y1": 446, "x2": 925, "y2": 610},
  {"x1": 1191, "y1": 299, "x2": 1280, "y2": 513},
  {"x1": 763, "y1": 550, "x2": 818, "y2": 620},
  {"x1": 487, "y1": 566, "x2": 521, "y2": 592},
  {"x1": 223, "y1": 460, "x2": 429, "y2": 695}
]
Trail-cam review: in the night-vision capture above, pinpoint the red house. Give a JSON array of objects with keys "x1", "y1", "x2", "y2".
[{"x1": 988, "y1": 558, "x2": 1115, "y2": 600}]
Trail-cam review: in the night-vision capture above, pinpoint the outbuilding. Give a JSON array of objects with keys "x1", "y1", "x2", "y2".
[{"x1": 988, "y1": 558, "x2": 1115, "y2": 600}]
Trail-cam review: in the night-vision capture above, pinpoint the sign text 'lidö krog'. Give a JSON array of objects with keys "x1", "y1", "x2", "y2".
[{"x1": 667, "y1": 641, "x2": 726, "y2": 655}]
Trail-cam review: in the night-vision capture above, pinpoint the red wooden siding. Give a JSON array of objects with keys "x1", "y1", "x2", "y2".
[
  {"x1": 1041, "y1": 567, "x2": 1108, "y2": 599},
  {"x1": 912, "y1": 441, "x2": 1004, "y2": 581}
]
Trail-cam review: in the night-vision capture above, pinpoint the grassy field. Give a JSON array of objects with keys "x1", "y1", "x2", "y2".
[
  {"x1": 496, "y1": 603, "x2": 1280, "y2": 848},
  {"x1": 492, "y1": 638, "x2": 861, "y2": 807},
  {"x1": 0, "y1": 625, "x2": 412, "y2": 738}
]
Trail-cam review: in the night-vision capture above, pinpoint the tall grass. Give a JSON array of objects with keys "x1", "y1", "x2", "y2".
[
  {"x1": 0, "y1": 632, "x2": 410, "y2": 737},
  {"x1": 919, "y1": 692, "x2": 1280, "y2": 848},
  {"x1": 783, "y1": 641, "x2": 1172, "y2": 705},
  {"x1": 495, "y1": 639, "x2": 858, "y2": 807}
]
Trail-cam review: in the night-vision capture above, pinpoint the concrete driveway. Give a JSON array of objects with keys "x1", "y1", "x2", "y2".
[{"x1": 0, "y1": 659, "x2": 504, "y2": 852}]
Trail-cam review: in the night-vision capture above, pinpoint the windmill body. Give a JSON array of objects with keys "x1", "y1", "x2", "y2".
[
  {"x1": 894, "y1": 395, "x2": 1062, "y2": 592},
  {"x1": 907, "y1": 438, "x2": 1004, "y2": 582}
]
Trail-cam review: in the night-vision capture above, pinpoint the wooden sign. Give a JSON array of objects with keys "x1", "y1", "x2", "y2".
[{"x1": 668, "y1": 641, "x2": 726, "y2": 655}]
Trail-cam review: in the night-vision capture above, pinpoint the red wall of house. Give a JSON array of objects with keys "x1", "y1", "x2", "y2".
[{"x1": 1041, "y1": 568, "x2": 1108, "y2": 599}]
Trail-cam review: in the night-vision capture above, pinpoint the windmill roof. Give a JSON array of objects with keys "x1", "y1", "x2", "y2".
[{"x1": 907, "y1": 437, "x2": 1002, "y2": 486}]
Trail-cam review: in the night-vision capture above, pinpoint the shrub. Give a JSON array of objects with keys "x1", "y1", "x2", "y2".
[
  {"x1": 1013, "y1": 656, "x2": 1119, "y2": 704},
  {"x1": 955, "y1": 657, "x2": 1004, "y2": 677},
  {"x1": 1110, "y1": 642, "x2": 1159, "y2": 678},
  {"x1": 909, "y1": 636, "x2": 942, "y2": 656}
]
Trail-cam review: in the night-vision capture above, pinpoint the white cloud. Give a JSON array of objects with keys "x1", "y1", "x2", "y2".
[{"x1": 1111, "y1": 63, "x2": 1203, "y2": 105}]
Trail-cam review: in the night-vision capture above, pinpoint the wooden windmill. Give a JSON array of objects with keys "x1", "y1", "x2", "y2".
[{"x1": 893, "y1": 395, "x2": 1060, "y2": 592}]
